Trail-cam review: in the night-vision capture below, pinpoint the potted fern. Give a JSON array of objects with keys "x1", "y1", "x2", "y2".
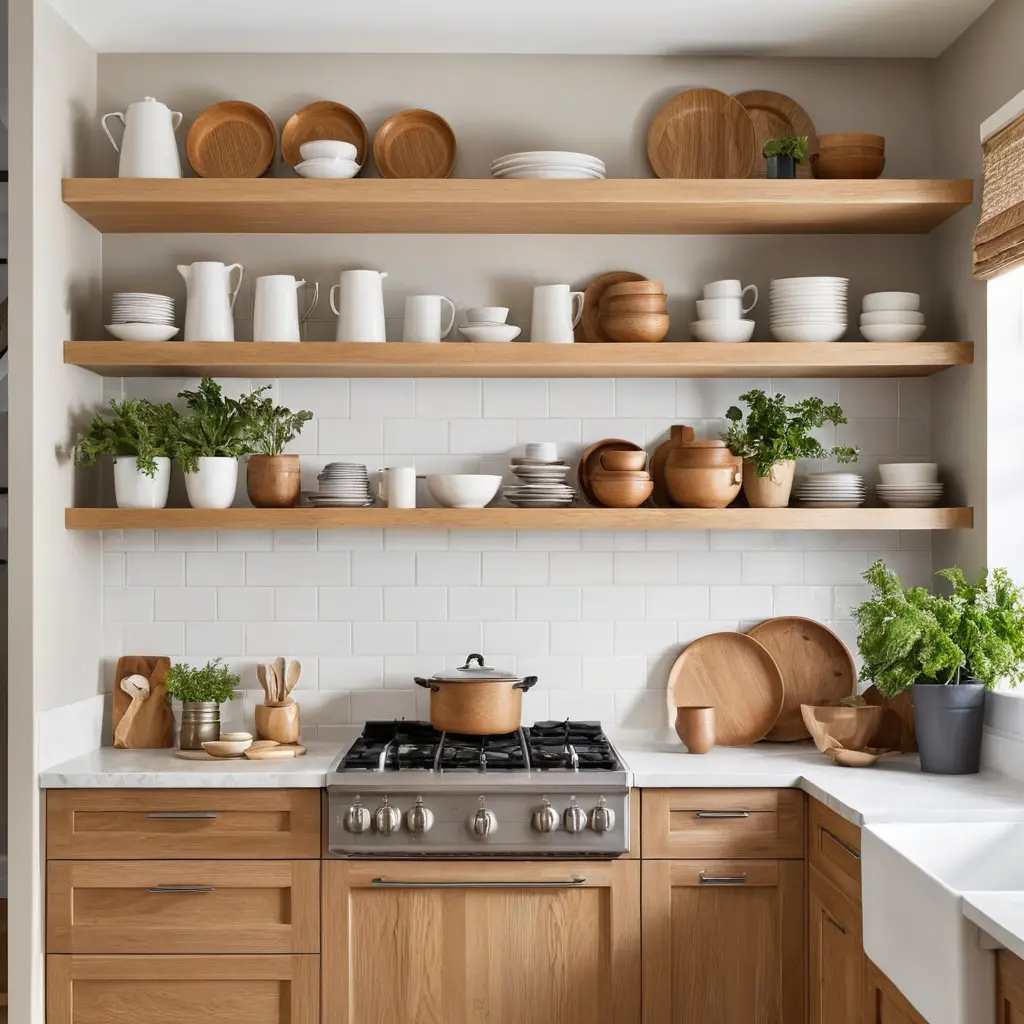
[
  {"x1": 238, "y1": 389, "x2": 313, "y2": 508},
  {"x1": 853, "y1": 559, "x2": 1024, "y2": 774},
  {"x1": 165, "y1": 658, "x2": 239, "y2": 749},
  {"x1": 763, "y1": 136, "x2": 809, "y2": 178},
  {"x1": 74, "y1": 397, "x2": 178, "y2": 509},
  {"x1": 723, "y1": 390, "x2": 859, "y2": 507}
]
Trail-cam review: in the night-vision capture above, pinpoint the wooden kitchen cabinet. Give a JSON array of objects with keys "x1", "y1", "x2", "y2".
[
  {"x1": 997, "y1": 950, "x2": 1024, "y2": 1022},
  {"x1": 322, "y1": 859, "x2": 641, "y2": 1024},
  {"x1": 865, "y1": 959, "x2": 928, "y2": 1024},
  {"x1": 809, "y1": 865, "x2": 864, "y2": 1024},
  {"x1": 642, "y1": 858, "x2": 805, "y2": 1024}
]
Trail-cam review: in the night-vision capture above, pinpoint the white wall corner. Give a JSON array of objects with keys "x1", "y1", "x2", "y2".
[{"x1": 37, "y1": 692, "x2": 110, "y2": 770}]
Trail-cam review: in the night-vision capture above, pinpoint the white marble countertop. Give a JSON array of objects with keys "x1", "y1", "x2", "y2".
[{"x1": 963, "y1": 893, "x2": 1024, "y2": 963}]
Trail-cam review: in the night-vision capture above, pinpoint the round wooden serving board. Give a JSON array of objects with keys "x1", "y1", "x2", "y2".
[
  {"x1": 576, "y1": 271, "x2": 647, "y2": 343},
  {"x1": 374, "y1": 109, "x2": 456, "y2": 178},
  {"x1": 281, "y1": 100, "x2": 369, "y2": 168},
  {"x1": 733, "y1": 89, "x2": 817, "y2": 179},
  {"x1": 187, "y1": 101, "x2": 277, "y2": 178}
]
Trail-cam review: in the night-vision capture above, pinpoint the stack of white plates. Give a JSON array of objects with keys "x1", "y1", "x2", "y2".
[
  {"x1": 503, "y1": 454, "x2": 576, "y2": 508},
  {"x1": 875, "y1": 482, "x2": 944, "y2": 508},
  {"x1": 793, "y1": 472, "x2": 866, "y2": 508},
  {"x1": 859, "y1": 292, "x2": 926, "y2": 343},
  {"x1": 310, "y1": 463, "x2": 374, "y2": 507},
  {"x1": 769, "y1": 277, "x2": 849, "y2": 343},
  {"x1": 490, "y1": 151, "x2": 606, "y2": 180},
  {"x1": 107, "y1": 292, "x2": 179, "y2": 342}
]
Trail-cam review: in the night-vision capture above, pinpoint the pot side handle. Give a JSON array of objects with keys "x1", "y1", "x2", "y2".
[
  {"x1": 414, "y1": 677, "x2": 440, "y2": 692},
  {"x1": 514, "y1": 676, "x2": 538, "y2": 692}
]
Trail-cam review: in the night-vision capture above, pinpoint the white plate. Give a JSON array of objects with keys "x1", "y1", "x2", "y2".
[
  {"x1": 860, "y1": 324, "x2": 927, "y2": 343},
  {"x1": 799, "y1": 500, "x2": 866, "y2": 508},
  {"x1": 459, "y1": 325, "x2": 522, "y2": 343},
  {"x1": 770, "y1": 324, "x2": 847, "y2": 343},
  {"x1": 771, "y1": 277, "x2": 850, "y2": 287},
  {"x1": 688, "y1": 319, "x2": 756, "y2": 344},
  {"x1": 492, "y1": 168, "x2": 604, "y2": 180},
  {"x1": 491, "y1": 151, "x2": 604, "y2": 169},
  {"x1": 106, "y1": 323, "x2": 180, "y2": 342},
  {"x1": 295, "y1": 158, "x2": 361, "y2": 179}
]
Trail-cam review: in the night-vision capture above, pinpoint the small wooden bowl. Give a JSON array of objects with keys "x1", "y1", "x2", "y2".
[
  {"x1": 590, "y1": 474, "x2": 654, "y2": 508},
  {"x1": 675, "y1": 706, "x2": 715, "y2": 754},
  {"x1": 800, "y1": 704, "x2": 881, "y2": 753},
  {"x1": 811, "y1": 150, "x2": 885, "y2": 179},
  {"x1": 600, "y1": 449, "x2": 648, "y2": 472},
  {"x1": 600, "y1": 294, "x2": 668, "y2": 316},
  {"x1": 818, "y1": 132, "x2": 885, "y2": 150},
  {"x1": 600, "y1": 312, "x2": 671, "y2": 343},
  {"x1": 604, "y1": 280, "x2": 665, "y2": 299}
]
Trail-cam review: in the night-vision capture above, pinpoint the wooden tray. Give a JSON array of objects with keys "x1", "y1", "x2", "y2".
[
  {"x1": 374, "y1": 109, "x2": 456, "y2": 178},
  {"x1": 733, "y1": 89, "x2": 817, "y2": 179},
  {"x1": 576, "y1": 271, "x2": 647, "y2": 343},
  {"x1": 175, "y1": 742, "x2": 307, "y2": 761},
  {"x1": 187, "y1": 101, "x2": 277, "y2": 178},
  {"x1": 748, "y1": 617, "x2": 857, "y2": 741},
  {"x1": 577, "y1": 437, "x2": 646, "y2": 506},
  {"x1": 666, "y1": 631, "x2": 784, "y2": 745},
  {"x1": 281, "y1": 100, "x2": 368, "y2": 169},
  {"x1": 647, "y1": 88, "x2": 757, "y2": 179}
]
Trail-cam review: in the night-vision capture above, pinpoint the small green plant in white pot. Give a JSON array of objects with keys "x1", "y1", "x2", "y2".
[{"x1": 164, "y1": 658, "x2": 239, "y2": 749}]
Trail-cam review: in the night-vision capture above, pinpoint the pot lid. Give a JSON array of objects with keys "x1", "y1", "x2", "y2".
[{"x1": 430, "y1": 653, "x2": 522, "y2": 683}]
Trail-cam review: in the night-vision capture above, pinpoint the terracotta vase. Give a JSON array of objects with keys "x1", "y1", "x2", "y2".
[
  {"x1": 247, "y1": 454, "x2": 301, "y2": 508},
  {"x1": 742, "y1": 459, "x2": 796, "y2": 508},
  {"x1": 255, "y1": 701, "x2": 301, "y2": 744}
]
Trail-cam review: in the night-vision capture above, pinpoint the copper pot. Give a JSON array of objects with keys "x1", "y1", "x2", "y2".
[
  {"x1": 414, "y1": 653, "x2": 538, "y2": 734},
  {"x1": 247, "y1": 454, "x2": 301, "y2": 508}
]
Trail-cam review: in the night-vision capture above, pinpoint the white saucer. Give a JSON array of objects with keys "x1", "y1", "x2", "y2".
[
  {"x1": 295, "y1": 157, "x2": 361, "y2": 179},
  {"x1": 106, "y1": 323, "x2": 180, "y2": 342},
  {"x1": 459, "y1": 324, "x2": 522, "y2": 343}
]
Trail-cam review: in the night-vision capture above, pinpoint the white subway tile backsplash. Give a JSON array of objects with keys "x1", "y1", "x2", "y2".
[
  {"x1": 615, "y1": 621, "x2": 678, "y2": 655},
  {"x1": 244, "y1": 622, "x2": 352, "y2": 656},
  {"x1": 741, "y1": 551, "x2": 804, "y2": 585},
  {"x1": 350, "y1": 379, "x2": 415, "y2": 418},
  {"x1": 709, "y1": 586, "x2": 773, "y2": 620},
  {"x1": 416, "y1": 379, "x2": 482, "y2": 418},
  {"x1": 186, "y1": 622, "x2": 244, "y2": 657},
  {"x1": 319, "y1": 417, "x2": 383, "y2": 454},
  {"x1": 616, "y1": 379, "x2": 676, "y2": 417},
  {"x1": 384, "y1": 418, "x2": 448, "y2": 454},
  {"x1": 248, "y1": 552, "x2": 351, "y2": 586},
  {"x1": 218, "y1": 530, "x2": 273, "y2": 551},
  {"x1": 483, "y1": 379, "x2": 547, "y2": 418},
  {"x1": 549, "y1": 379, "x2": 615, "y2": 418},
  {"x1": 124, "y1": 622, "x2": 184, "y2": 654},
  {"x1": 582, "y1": 586, "x2": 645, "y2": 621},
  {"x1": 126, "y1": 551, "x2": 185, "y2": 586},
  {"x1": 384, "y1": 529, "x2": 450, "y2": 551},
  {"x1": 678, "y1": 551, "x2": 743, "y2": 584},
  {"x1": 351, "y1": 689, "x2": 418, "y2": 722},
  {"x1": 275, "y1": 587, "x2": 318, "y2": 621},
  {"x1": 105, "y1": 587, "x2": 154, "y2": 622},
  {"x1": 155, "y1": 587, "x2": 217, "y2": 622},
  {"x1": 774, "y1": 586, "x2": 834, "y2": 620},
  {"x1": 583, "y1": 656, "x2": 647, "y2": 689},
  {"x1": 482, "y1": 551, "x2": 548, "y2": 585},
  {"x1": 645, "y1": 586, "x2": 710, "y2": 621},
  {"x1": 515, "y1": 530, "x2": 582, "y2": 551},
  {"x1": 320, "y1": 656, "x2": 385, "y2": 691},
  {"x1": 158, "y1": 530, "x2": 218, "y2": 551},
  {"x1": 417, "y1": 551, "x2": 481, "y2": 585},
  {"x1": 218, "y1": 587, "x2": 274, "y2": 621},
  {"x1": 484, "y1": 621, "x2": 549, "y2": 654},
  {"x1": 613, "y1": 552, "x2": 678, "y2": 585},
  {"x1": 449, "y1": 418, "x2": 516, "y2": 454},
  {"x1": 319, "y1": 586, "x2": 384, "y2": 622},
  {"x1": 550, "y1": 551, "x2": 613, "y2": 585},
  {"x1": 515, "y1": 586, "x2": 581, "y2": 621},
  {"x1": 417, "y1": 621, "x2": 484, "y2": 654},
  {"x1": 551, "y1": 622, "x2": 615, "y2": 656},
  {"x1": 385, "y1": 587, "x2": 447, "y2": 622},
  {"x1": 550, "y1": 689, "x2": 615, "y2": 721},
  {"x1": 186, "y1": 552, "x2": 245, "y2": 587},
  {"x1": 273, "y1": 530, "x2": 318, "y2": 551},
  {"x1": 448, "y1": 586, "x2": 514, "y2": 621},
  {"x1": 353, "y1": 622, "x2": 417, "y2": 655}
]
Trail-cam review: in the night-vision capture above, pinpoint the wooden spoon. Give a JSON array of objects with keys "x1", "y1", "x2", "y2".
[
  {"x1": 256, "y1": 663, "x2": 269, "y2": 703},
  {"x1": 264, "y1": 662, "x2": 281, "y2": 706},
  {"x1": 274, "y1": 657, "x2": 286, "y2": 702},
  {"x1": 285, "y1": 660, "x2": 301, "y2": 695}
]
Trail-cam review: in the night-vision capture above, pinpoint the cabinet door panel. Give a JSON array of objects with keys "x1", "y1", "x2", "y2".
[
  {"x1": 809, "y1": 865, "x2": 863, "y2": 1024},
  {"x1": 998, "y1": 950, "x2": 1024, "y2": 1023},
  {"x1": 865, "y1": 960, "x2": 928, "y2": 1024}
]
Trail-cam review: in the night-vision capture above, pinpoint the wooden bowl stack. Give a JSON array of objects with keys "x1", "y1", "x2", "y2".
[
  {"x1": 598, "y1": 281, "x2": 670, "y2": 343},
  {"x1": 811, "y1": 133, "x2": 885, "y2": 180},
  {"x1": 590, "y1": 449, "x2": 654, "y2": 508}
]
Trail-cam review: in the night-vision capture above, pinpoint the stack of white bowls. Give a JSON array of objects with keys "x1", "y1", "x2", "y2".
[
  {"x1": 490, "y1": 151, "x2": 605, "y2": 180},
  {"x1": 458, "y1": 306, "x2": 521, "y2": 343},
  {"x1": 876, "y1": 463, "x2": 943, "y2": 507},
  {"x1": 295, "y1": 140, "x2": 361, "y2": 179},
  {"x1": 793, "y1": 472, "x2": 866, "y2": 508},
  {"x1": 769, "y1": 277, "x2": 849, "y2": 343},
  {"x1": 503, "y1": 442, "x2": 576, "y2": 508},
  {"x1": 107, "y1": 292, "x2": 179, "y2": 342},
  {"x1": 859, "y1": 292, "x2": 925, "y2": 343},
  {"x1": 310, "y1": 463, "x2": 373, "y2": 506}
]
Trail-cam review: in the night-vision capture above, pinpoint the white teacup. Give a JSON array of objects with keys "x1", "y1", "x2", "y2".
[
  {"x1": 525, "y1": 441, "x2": 557, "y2": 463},
  {"x1": 697, "y1": 297, "x2": 743, "y2": 320},
  {"x1": 466, "y1": 306, "x2": 509, "y2": 324},
  {"x1": 703, "y1": 280, "x2": 758, "y2": 313}
]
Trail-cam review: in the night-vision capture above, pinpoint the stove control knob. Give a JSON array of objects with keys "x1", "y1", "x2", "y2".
[
  {"x1": 589, "y1": 796, "x2": 616, "y2": 834},
  {"x1": 405, "y1": 796, "x2": 434, "y2": 834},
  {"x1": 532, "y1": 798, "x2": 560, "y2": 834},
  {"x1": 563, "y1": 795, "x2": 588, "y2": 834},
  {"x1": 343, "y1": 799, "x2": 371, "y2": 834},
  {"x1": 373, "y1": 797, "x2": 402, "y2": 835},
  {"x1": 470, "y1": 796, "x2": 498, "y2": 837}
]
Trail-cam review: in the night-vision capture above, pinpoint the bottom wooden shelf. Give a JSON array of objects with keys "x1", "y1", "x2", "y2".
[{"x1": 64, "y1": 506, "x2": 974, "y2": 531}]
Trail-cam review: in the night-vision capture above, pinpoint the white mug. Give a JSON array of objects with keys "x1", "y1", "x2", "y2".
[
  {"x1": 466, "y1": 306, "x2": 509, "y2": 324},
  {"x1": 703, "y1": 279, "x2": 758, "y2": 311},
  {"x1": 402, "y1": 294, "x2": 456, "y2": 343},
  {"x1": 253, "y1": 275, "x2": 319, "y2": 342},
  {"x1": 697, "y1": 297, "x2": 744, "y2": 320},
  {"x1": 376, "y1": 466, "x2": 417, "y2": 508},
  {"x1": 530, "y1": 284, "x2": 584, "y2": 344}
]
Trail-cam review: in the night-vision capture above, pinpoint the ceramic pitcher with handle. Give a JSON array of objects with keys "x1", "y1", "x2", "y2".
[
  {"x1": 178, "y1": 261, "x2": 244, "y2": 342},
  {"x1": 102, "y1": 97, "x2": 183, "y2": 178},
  {"x1": 253, "y1": 275, "x2": 319, "y2": 342},
  {"x1": 330, "y1": 269, "x2": 388, "y2": 342}
]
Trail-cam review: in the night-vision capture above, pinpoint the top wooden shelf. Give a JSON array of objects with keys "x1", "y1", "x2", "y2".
[{"x1": 61, "y1": 178, "x2": 974, "y2": 235}]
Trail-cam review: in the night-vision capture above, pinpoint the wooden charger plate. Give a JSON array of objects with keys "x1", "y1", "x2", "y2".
[
  {"x1": 733, "y1": 89, "x2": 817, "y2": 179},
  {"x1": 374, "y1": 109, "x2": 456, "y2": 178},
  {"x1": 187, "y1": 101, "x2": 277, "y2": 178},
  {"x1": 577, "y1": 437, "x2": 646, "y2": 506},
  {"x1": 575, "y1": 271, "x2": 647, "y2": 343},
  {"x1": 747, "y1": 616, "x2": 856, "y2": 741},
  {"x1": 281, "y1": 100, "x2": 369, "y2": 169},
  {"x1": 647, "y1": 88, "x2": 757, "y2": 179},
  {"x1": 666, "y1": 632, "x2": 784, "y2": 745}
]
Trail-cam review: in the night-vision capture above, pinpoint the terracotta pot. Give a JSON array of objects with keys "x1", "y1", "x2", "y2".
[
  {"x1": 665, "y1": 464, "x2": 742, "y2": 508},
  {"x1": 675, "y1": 706, "x2": 716, "y2": 754},
  {"x1": 742, "y1": 459, "x2": 796, "y2": 508},
  {"x1": 255, "y1": 701, "x2": 300, "y2": 744},
  {"x1": 247, "y1": 454, "x2": 301, "y2": 508}
]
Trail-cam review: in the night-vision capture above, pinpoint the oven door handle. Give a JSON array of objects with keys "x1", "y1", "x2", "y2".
[{"x1": 371, "y1": 875, "x2": 587, "y2": 889}]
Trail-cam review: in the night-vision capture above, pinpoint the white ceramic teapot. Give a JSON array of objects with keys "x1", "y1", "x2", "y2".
[
  {"x1": 329, "y1": 269, "x2": 388, "y2": 342},
  {"x1": 102, "y1": 97, "x2": 183, "y2": 178},
  {"x1": 178, "y1": 262, "x2": 244, "y2": 342}
]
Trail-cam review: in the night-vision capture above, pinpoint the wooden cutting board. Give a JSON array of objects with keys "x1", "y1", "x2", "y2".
[
  {"x1": 666, "y1": 632, "x2": 784, "y2": 745},
  {"x1": 748, "y1": 617, "x2": 857, "y2": 742},
  {"x1": 112, "y1": 655, "x2": 174, "y2": 749}
]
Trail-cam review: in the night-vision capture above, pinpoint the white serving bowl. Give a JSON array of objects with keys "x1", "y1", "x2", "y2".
[
  {"x1": 863, "y1": 291, "x2": 920, "y2": 313},
  {"x1": 106, "y1": 323, "x2": 180, "y2": 342},
  {"x1": 770, "y1": 323, "x2": 847, "y2": 343},
  {"x1": 426, "y1": 474, "x2": 503, "y2": 509},
  {"x1": 878, "y1": 462, "x2": 940, "y2": 485},
  {"x1": 299, "y1": 139, "x2": 358, "y2": 162},
  {"x1": 465, "y1": 306, "x2": 509, "y2": 325},
  {"x1": 859, "y1": 323, "x2": 926, "y2": 343},
  {"x1": 688, "y1": 319, "x2": 756, "y2": 343},
  {"x1": 294, "y1": 157, "x2": 361, "y2": 179},
  {"x1": 458, "y1": 324, "x2": 522, "y2": 343},
  {"x1": 860, "y1": 310, "x2": 925, "y2": 326}
]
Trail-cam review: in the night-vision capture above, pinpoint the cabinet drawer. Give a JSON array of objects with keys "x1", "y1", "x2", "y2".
[
  {"x1": 47, "y1": 860, "x2": 320, "y2": 954},
  {"x1": 46, "y1": 789, "x2": 320, "y2": 860},
  {"x1": 808, "y1": 799, "x2": 861, "y2": 903},
  {"x1": 47, "y1": 954, "x2": 319, "y2": 1024},
  {"x1": 641, "y1": 789, "x2": 804, "y2": 859}
]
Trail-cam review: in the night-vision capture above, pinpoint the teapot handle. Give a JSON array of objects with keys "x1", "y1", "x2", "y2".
[
  {"x1": 171, "y1": 111, "x2": 183, "y2": 131},
  {"x1": 226, "y1": 264, "x2": 244, "y2": 310},
  {"x1": 301, "y1": 282, "x2": 319, "y2": 323},
  {"x1": 101, "y1": 112, "x2": 125, "y2": 153}
]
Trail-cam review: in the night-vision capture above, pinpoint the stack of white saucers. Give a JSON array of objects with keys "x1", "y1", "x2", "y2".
[
  {"x1": 859, "y1": 292, "x2": 926, "y2": 343},
  {"x1": 875, "y1": 462, "x2": 942, "y2": 507},
  {"x1": 310, "y1": 463, "x2": 374, "y2": 506},
  {"x1": 769, "y1": 277, "x2": 849, "y2": 343},
  {"x1": 793, "y1": 472, "x2": 866, "y2": 508},
  {"x1": 503, "y1": 442, "x2": 576, "y2": 507},
  {"x1": 107, "y1": 292, "x2": 179, "y2": 342},
  {"x1": 490, "y1": 151, "x2": 605, "y2": 180}
]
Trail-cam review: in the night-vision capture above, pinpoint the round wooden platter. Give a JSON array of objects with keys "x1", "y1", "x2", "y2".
[
  {"x1": 281, "y1": 100, "x2": 369, "y2": 169},
  {"x1": 575, "y1": 271, "x2": 647, "y2": 343},
  {"x1": 373, "y1": 108, "x2": 456, "y2": 179},
  {"x1": 747, "y1": 617, "x2": 856, "y2": 741},
  {"x1": 187, "y1": 101, "x2": 277, "y2": 178},
  {"x1": 175, "y1": 742, "x2": 307, "y2": 762},
  {"x1": 577, "y1": 437, "x2": 646, "y2": 506},
  {"x1": 733, "y1": 89, "x2": 817, "y2": 180},
  {"x1": 666, "y1": 631, "x2": 784, "y2": 745},
  {"x1": 647, "y1": 88, "x2": 757, "y2": 179}
]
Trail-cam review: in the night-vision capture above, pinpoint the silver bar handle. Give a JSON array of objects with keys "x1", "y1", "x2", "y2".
[
  {"x1": 823, "y1": 828, "x2": 861, "y2": 860},
  {"x1": 371, "y1": 875, "x2": 586, "y2": 889},
  {"x1": 699, "y1": 871, "x2": 747, "y2": 886},
  {"x1": 824, "y1": 911, "x2": 848, "y2": 934},
  {"x1": 147, "y1": 811, "x2": 219, "y2": 820},
  {"x1": 695, "y1": 810, "x2": 750, "y2": 819},
  {"x1": 148, "y1": 885, "x2": 214, "y2": 894}
]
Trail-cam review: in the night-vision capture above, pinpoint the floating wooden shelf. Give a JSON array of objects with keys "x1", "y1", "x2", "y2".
[
  {"x1": 62, "y1": 178, "x2": 974, "y2": 235},
  {"x1": 64, "y1": 341, "x2": 974, "y2": 378},
  {"x1": 65, "y1": 507, "x2": 974, "y2": 531}
]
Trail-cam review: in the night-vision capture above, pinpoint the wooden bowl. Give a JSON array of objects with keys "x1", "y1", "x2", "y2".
[
  {"x1": 811, "y1": 149, "x2": 885, "y2": 179},
  {"x1": 604, "y1": 280, "x2": 665, "y2": 299},
  {"x1": 665, "y1": 464, "x2": 742, "y2": 508},
  {"x1": 800, "y1": 704, "x2": 882, "y2": 753},
  {"x1": 590, "y1": 474, "x2": 654, "y2": 508},
  {"x1": 818, "y1": 132, "x2": 885, "y2": 150},
  {"x1": 600, "y1": 312, "x2": 671, "y2": 343},
  {"x1": 600, "y1": 294, "x2": 668, "y2": 316},
  {"x1": 600, "y1": 449, "x2": 648, "y2": 472}
]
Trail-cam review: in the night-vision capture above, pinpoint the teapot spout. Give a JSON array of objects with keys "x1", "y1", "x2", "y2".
[{"x1": 176, "y1": 264, "x2": 191, "y2": 282}]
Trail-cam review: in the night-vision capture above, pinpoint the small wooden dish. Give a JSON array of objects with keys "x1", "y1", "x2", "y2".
[
  {"x1": 281, "y1": 100, "x2": 368, "y2": 169},
  {"x1": 187, "y1": 101, "x2": 277, "y2": 178},
  {"x1": 600, "y1": 312, "x2": 670, "y2": 343},
  {"x1": 202, "y1": 738, "x2": 252, "y2": 758},
  {"x1": 801, "y1": 704, "x2": 881, "y2": 753},
  {"x1": 374, "y1": 109, "x2": 456, "y2": 178},
  {"x1": 600, "y1": 449, "x2": 647, "y2": 472},
  {"x1": 811, "y1": 149, "x2": 885, "y2": 180},
  {"x1": 577, "y1": 438, "x2": 646, "y2": 506}
]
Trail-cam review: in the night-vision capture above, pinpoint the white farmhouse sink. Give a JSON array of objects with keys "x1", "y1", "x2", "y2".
[{"x1": 862, "y1": 821, "x2": 1024, "y2": 1024}]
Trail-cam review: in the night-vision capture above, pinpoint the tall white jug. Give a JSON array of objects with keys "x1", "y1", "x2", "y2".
[
  {"x1": 253, "y1": 275, "x2": 319, "y2": 342},
  {"x1": 102, "y1": 97, "x2": 183, "y2": 178},
  {"x1": 330, "y1": 270, "x2": 388, "y2": 342},
  {"x1": 178, "y1": 262, "x2": 244, "y2": 342}
]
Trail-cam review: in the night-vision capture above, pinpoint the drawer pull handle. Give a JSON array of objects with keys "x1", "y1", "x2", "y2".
[
  {"x1": 147, "y1": 811, "x2": 219, "y2": 820},
  {"x1": 695, "y1": 810, "x2": 750, "y2": 819},
  {"x1": 371, "y1": 875, "x2": 586, "y2": 889},
  {"x1": 823, "y1": 828, "x2": 861, "y2": 860},
  {"x1": 698, "y1": 871, "x2": 747, "y2": 886},
  {"x1": 148, "y1": 885, "x2": 214, "y2": 894},
  {"x1": 825, "y1": 911, "x2": 848, "y2": 934}
]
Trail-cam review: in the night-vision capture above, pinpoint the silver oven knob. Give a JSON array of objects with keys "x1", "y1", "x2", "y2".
[
  {"x1": 343, "y1": 799, "x2": 371, "y2": 834},
  {"x1": 589, "y1": 796, "x2": 616, "y2": 834},
  {"x1": 405, "y1": 796, "x2": 434, "y2": 834},
  {"x1": 563, "y1": 795, "x2": 588, "y2": 834},
  {"x1": 373, "y1": 797, "x2": 401, "y2": 835},
  {"x1": 470, "y1": 796, "x2": 498, "y2": 837},
  {"x1": 532, "y1": 798, "x2": 560, "y2": 833}
]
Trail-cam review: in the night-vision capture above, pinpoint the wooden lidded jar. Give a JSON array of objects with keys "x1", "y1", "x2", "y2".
[{"x1": 663, "y1": 425, "x2": 743, "y2": 508}]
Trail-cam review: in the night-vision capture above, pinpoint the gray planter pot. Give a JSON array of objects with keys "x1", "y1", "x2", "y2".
[{"x1": 913, "y1": 680, "x2": 986, "y2": 775}]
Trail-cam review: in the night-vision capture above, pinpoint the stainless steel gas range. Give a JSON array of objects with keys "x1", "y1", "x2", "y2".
[{"x1": 326, "y1": 720, "x2": 631, "y2": 858}]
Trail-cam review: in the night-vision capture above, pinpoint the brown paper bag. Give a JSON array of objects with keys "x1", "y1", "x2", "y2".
[{"x1": 112, "y1": 655, "x2": 174, "y2": 748}]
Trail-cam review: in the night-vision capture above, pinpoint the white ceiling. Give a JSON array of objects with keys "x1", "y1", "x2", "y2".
[{"x1": 50, "y1": 0, "x2": 995, "y2": 57}]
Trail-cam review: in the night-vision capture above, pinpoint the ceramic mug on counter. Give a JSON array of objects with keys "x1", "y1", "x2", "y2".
[
  {"x1": 376, "y1": 466, "x2": 417, "y2": 508},
  {"x1": 530, "y1": 284, "x2": 584, "y2": 343},
  {"x1": 253, "y1": 275, "x2": 319, "y2": 342},
  {"x1": 402, "y1": 294, "x2": 456, "y2": 343}
]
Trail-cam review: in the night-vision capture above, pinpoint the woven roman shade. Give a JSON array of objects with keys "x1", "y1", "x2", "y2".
[{"x1": 974, "y1": 113, "x2": 1024, "y2": 279}]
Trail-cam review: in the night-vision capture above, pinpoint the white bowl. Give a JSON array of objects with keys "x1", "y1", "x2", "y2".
[
  {"x1": 106, "y1": 323, "x2": 180, "y2": 342},
  {"x1": 459, "y1": 324, "x2": 522, "y2": 343},
  {"x1": 770, "y1": 323, "x2": 847, "y2": 343},
  {"x1": 466, "y1": 306, "x2": 509, "y2": 325},
  {"x1": 294, "y1": 157, "x2": 361, "y2": 179},
  {"x1": 859, "y1": 324, "x2": 926, "y2": 343},
  {"x1": 299, "y1": 139, "x2": 358, "y2": 162},
  {"x1": 878, "y1": 462, "x2": 940, "y2": 484},
  {"x1": 863, "y1": 291, "x2": 920, "y2": 313},
  {"x1": 860, "y1": 310, "x2": 925, "y2": 326},
  {"x1": 426, "y1": 474, "x2": 503, "y2": 508},
  {"x1": 688, "y1": 319, "x2": 756, "y2": 343}
]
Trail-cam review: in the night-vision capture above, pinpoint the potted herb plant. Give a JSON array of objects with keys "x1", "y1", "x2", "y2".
[
  {"x1": 762, "y1": 136, "x2": 809, "y2": 178},
  {"x1": 854, "y1": 560, "x2": 1024, "y2": 775},
  {"x1": 164, "y1": 657, "x2": 239, "y2": 749},
  {"x1": 74, "y1": 397, "x2": 178, "y2": 509},
  {"x1": 723, "y1": 390, "x2": 858, "y2": 507},
  {"x1": 239, "y1": 389, "x2": 313, "y2": 508}
]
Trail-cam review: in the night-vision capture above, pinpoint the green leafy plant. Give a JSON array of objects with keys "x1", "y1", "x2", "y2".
[
  {"x1": 723, "y1": 390, "x2": 859, "y2": 478},
  {"x1": 170, "y1": 378, "x2": 253, "y2": 474},
  {"x1": 73, "y1": 397, "x2": 178, "y2": 478},
  {"x1": 238, "y1": 390, "x2": 313, "y2": 456},
  {"x1": 164, "y1": 658, "x2": 239, "y2": 704},
  {"x1": 762, "y1": 136, "x2": 809, "y2": 163}
]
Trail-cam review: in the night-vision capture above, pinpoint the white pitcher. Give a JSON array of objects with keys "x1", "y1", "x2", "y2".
[
  {"x1": 402, "y1": 294, "x2": 456, "y2": 343},
  {"x1": 178, "y1": 261, "x2": 244, "y2": 342},
  {"x1": 253, "y1": 275, "x2": 319, "y2": 342},
  {"x1": 530, "y1": 284, "x2": 584, "y2": 344},
  {"x1": 330, "y1": 270, "x2": 388, "y2": 343},
  {"x1": 102, "y1": 97, "x2": 183, "y2": 178}
]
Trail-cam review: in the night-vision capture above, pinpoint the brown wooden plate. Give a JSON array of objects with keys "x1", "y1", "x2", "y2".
[
  {"x1": 374, "y1": 109, "x2": 457, "y2": 178},
  {"x1": 733, "y1": 89, "x2": 817, "y2": 179},
  {"x1": 281, "y1": 100, "x2": 369, "y2": 169},
  {"x1": 187, "y1": 101, "x2": 277, "y2": 178},
  {"x1": 576, "y1": 271, "x2": 647, "y2": 343}
]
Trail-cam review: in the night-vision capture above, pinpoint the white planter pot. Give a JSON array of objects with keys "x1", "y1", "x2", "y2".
[
  {"x1": 184, "y1": 457, "x2": 239, "y2": 509},
  {"x1": 113, "y1": 456, "x2": 170, "y2": 509}
]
